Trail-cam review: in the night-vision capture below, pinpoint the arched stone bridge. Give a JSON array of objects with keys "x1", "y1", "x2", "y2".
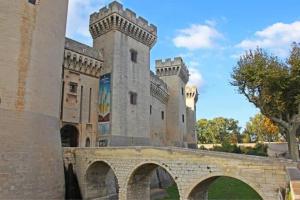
[{"x1": 63, "y1": 147, "x2": 297, "y2": 200}]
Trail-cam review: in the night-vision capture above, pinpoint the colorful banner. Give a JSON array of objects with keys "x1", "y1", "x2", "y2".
[{"x1": 98, "y1": 74, "x2": 111, "y2": 134}]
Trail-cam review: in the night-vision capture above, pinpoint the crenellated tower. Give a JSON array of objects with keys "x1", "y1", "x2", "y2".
[
  {"x1": 155, "y1": 57, "x2": 189, "y2": 147},
  {"x1": 89, "y1": 1, "x2": 157, "y2": 146},
  {"x1": 185, "y1": 86, "x2": 198, "y2": 148}
]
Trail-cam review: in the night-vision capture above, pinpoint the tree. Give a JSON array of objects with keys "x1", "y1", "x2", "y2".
[
  {"x1": 196, "y1": 117, "x2": 241, "y2": 144},
  {"x1": 243, "y1": 113, "x2": 281, "y2": 142},
  {"x1": 231, "y1": 43, "x2": 300, "y2": 161}
]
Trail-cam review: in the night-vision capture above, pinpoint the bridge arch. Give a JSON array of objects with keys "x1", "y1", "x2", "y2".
[
  {"x1": 186, "y1": 173, "x2": 264, "y2": 200},
  {"x1": 85, "y1": 160, "x2": 119, "y2": 200},
  {"x1": 126, "y1": 161, "x2": 181, "y2": 200}
]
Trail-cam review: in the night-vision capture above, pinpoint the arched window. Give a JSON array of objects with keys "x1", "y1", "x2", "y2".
[{"x1": 85, "y1": 137, "x2": 91, "y2": 147}]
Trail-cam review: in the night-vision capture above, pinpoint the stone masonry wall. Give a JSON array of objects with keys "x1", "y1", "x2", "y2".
[{"x1": 0, "y1": 0, "x2": 68, "y2": 198}]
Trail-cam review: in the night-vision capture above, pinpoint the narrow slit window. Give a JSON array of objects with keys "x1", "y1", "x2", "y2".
[
  {"x1": 130, "y1": 49, "x2": 138, "y2": 63},
  {"x1": 161, "y1": 111, "x2": 164, "y2": 120},
  {"x1": 130, "y1": 92, "x2": 137, "y2": 105},
  {"x1": 182, "y1": 114, "x2": 185, "y2": 123}
]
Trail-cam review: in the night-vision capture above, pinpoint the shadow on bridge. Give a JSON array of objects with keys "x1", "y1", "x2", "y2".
[
  {"x1": 127, "y1": 162, "x2": 178, "y2": 200},
  {"x1": 85, "y1": 161, "x2": 119, "y2": 200}
]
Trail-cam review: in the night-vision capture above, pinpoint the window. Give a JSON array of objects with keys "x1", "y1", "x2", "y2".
[
  {"x1": 181, "y1": 87, "x2": 184, "y2": 95},
  {"x1": 161, "y1": 111, "x2": 164, "y2": 120},
  {"x1": 69, "y1": 82, "x2": 78, "y2": 93},
  {"x1": 130, "y1": 49, "x2": 137, "y2": 63},
  {"x1": 28, "y1": 0, "x2": 36, "y2": 4},
  {"x1": 182, "y1": 114, "x2": 185, "y2": 123},
  {"x1": 150, "y1": 105, "x2": 152, "y2": 115},
  {"x1": 99, "y1": 139, "x2": 108, "y2": 147},
  {"x1": 85, "y1": 137, "x2": 90, "y2": 147},
  {"x1": 130, "y1": 92, "x2": 137, "y2": 105}
]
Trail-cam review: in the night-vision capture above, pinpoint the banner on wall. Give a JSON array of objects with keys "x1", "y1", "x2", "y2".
[{"x1": 98, "y1": 74, "x2": 111, "y2": 135}]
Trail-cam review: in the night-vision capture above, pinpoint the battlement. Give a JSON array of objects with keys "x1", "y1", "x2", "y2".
[
  {"x1": 155, "y1": 57, "x2": 189, "y2": 83},
  {"x1": 185, "y1": 85, "x2": 198, "y2": 102},
  {"x1": 150, "y1": 71, "x2": 169, "y2": 104},
  {"x1": 89, "y1": 1, "x2": 157, "y2": 48},
  {"x1": 64, "y1": 38, "x2": 103, "y2": 78}
]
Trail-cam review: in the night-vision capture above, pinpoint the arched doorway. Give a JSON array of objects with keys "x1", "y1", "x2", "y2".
[
  {"x1": 188, "y1": 176, "x2": 262, "y2": 200},
  {"x1": 60, "y1": 124, "x2": 79, "y2": 147},
  {"x1": 127, "y1": 163, "x2": 179, "y2": 200},
  {"x1": 85, "y1": 161, "x2": 119, "y2": 199}
]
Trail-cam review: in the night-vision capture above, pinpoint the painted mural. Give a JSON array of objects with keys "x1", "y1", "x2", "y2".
[{"x1": 98, "y1": 74, "x2": 111, "y2": 135}]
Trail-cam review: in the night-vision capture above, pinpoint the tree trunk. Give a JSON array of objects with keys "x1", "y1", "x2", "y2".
[
  {"x1": 286, "y1": 133, "x2": 292, "y2": 158},
  {"x1": 289, "y1": 125, "x2": 299, "y2": 161}
]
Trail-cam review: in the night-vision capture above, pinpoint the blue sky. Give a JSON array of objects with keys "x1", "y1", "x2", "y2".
[{"x1": 66, "y1": 0, "x2": 300, "y2": 128}]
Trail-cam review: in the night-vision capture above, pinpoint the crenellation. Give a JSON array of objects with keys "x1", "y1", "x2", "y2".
[
  {"x1": 64, "y1": 38, "x2": 103, "y2": 78},
  {"x1": 155, "y1": 57, "x2": 189, "y2": 83},
  {"x1": 108, "y1": 1, "x2": 123, "y2": 11},
  {"x1": 186, "y1": 86, "x2": 198, "y2": 102},
  {"x1": 89, "y1": 1, "x2": 157, "y2": 47},
  {"x1": 125, "y1": 8, "x2": 136, "y2": 18}
]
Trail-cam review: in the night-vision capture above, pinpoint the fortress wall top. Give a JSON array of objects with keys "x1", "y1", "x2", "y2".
[
  {"x1": 89, "y1": 1, "x2": 157, "y2": 47},
  {"x1": 150, "y1": 71, "x2": 168, "y2": 91},
  {"x1": 64, "y1": 38, "x2": 103, "y2": 77},
  {"x1": 90, "y1": 1, "x2": 157, "y2": 34},
  {"x1": 155, "y1": 57, "x2": 189, "y2": 83},
  {"x1": 185, "y1": 85, "x2": 198, "y2": 102},
  {"x1": 150, "y1": 71, "x2": 169, "y2": 104},
  {"x1": 65, "y1": 38, "x2": 103, "y2": 61}
]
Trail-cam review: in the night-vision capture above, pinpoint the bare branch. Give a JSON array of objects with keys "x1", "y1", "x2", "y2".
[{"x1": 270, "y1": 117, "x2": 290, "y2": 129}]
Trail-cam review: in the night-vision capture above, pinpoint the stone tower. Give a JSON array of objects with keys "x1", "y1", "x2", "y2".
[
  {"x1": 89, "y1": 1, "x2": 157, "y2": 146},
  {"x1": 185, "y1": 86, "x2": 199, "y2": 148},
  {"x1": 0, "y1": 0, "x2": 68, "y2": 199},
  {"x1": 155, "y1": 57, "x2": 189, "y2": 147}
]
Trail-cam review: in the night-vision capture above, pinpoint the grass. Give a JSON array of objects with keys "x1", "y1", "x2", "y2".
[
  {"x1": 160, "y1": 177, "x2": 262, "y2": 200},
  {"x1": 208, "y1": 177, "x2": 262, "y2": 200},
  {"x1": 162, "y1": 185, "x2": 180, "y2": 200}
]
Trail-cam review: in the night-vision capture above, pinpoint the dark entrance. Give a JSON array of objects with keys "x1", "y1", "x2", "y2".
[{"x1": 60, "y1": 125, "x2": 79, "y2": 147}]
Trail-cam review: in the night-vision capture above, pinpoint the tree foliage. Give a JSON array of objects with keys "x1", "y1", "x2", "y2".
[
  {"x1": 231, "y1": 43, "x2": 300, "y2": 160},
  {"x1": 243, "y1": 113, "x2": 281, "y2": 142},
  {"x1": 196, "y1": 117, "x2": 241, "y2": 144}
]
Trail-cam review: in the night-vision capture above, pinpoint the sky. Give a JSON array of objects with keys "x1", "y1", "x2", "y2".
[{"x1": 66, "y1": 0, "x2": 300, "y2": 129}]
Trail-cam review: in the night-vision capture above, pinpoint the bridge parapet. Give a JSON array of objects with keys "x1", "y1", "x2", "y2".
[{"x1": 63, "y1": 147, "x2": 297, "y2": 200}]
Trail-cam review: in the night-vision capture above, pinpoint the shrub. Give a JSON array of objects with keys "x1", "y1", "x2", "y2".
[{"x1": 211, "y1": 143, "x2": 267, "y2": 157}]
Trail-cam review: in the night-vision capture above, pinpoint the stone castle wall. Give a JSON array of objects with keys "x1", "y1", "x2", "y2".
[{"x1": 0, "y1": 0, "x2": 68, "y2": 198}]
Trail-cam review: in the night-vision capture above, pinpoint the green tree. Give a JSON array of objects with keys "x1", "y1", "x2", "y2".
[
  {"x1": 231, "y1": 43, "x2": 300, "y2": 160},
  {"x1": 243, "y1": 113, "x2": 281, "y2": 142},
  {"x1": 196, "y1": 117, "x2": 241, "y2": 144}
]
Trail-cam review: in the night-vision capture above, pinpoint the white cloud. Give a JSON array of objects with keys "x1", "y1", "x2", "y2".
[
  {"x1": 173, "y1": 24, "x2": 223, "y2": 50},
  {"x1": 66, "y1": 0, "x2": 113, "y2": 41},
  {"x1": 236, "y1": 21, "x2": 300, "y2": 56},
  {"x1": 188, "y1": 67, "x2": 204, "y2": 89}
]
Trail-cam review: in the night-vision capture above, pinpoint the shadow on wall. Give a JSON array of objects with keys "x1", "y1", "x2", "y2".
[{"x1": 65, "y1": 164, "x2": 82, "y2": 200}]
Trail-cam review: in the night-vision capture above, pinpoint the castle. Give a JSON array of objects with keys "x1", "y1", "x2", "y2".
[
  {"x1": 0, "y1": 0, "x2": 197, "y2": 199},
  {"x1": 61, "y1": 1, "x2": 198, "y2": 148}
]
